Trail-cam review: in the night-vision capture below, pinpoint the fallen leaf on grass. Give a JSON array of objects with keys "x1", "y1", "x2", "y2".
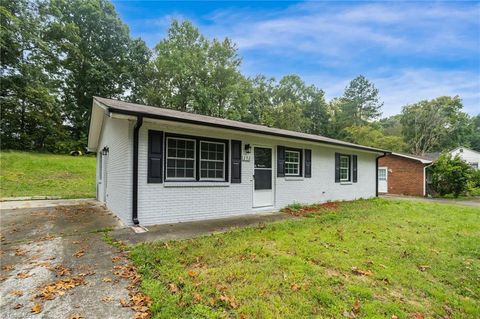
[
  {"x1": 102, "y1": 277, "x2": 112, "y2": 282},
  {"x1": 418, "y1": 265, "x2": 430, "y2": 272},
  {"x1": 352, "y1": 299, "x2": 361, "y2": 315},
  {"x1": 410, "y1": 313, "x2": 424, "y2": 319},
  {"x1": 168, "y1": 283, "x2": 179, "y2": 293},
  {"x1": 16, "y1": 271, "x2": 31, "y2": 279},
  {"x1": 130, "y1": 292, "x2": 152, "y2": 316},
  {"x1": 13, "y1": 303, "x2": 23, "y2": 309},
  {"x1": 220, "y1": 295, "x2": 238, "y2": 309},
  {"x1": 391, "y1": 315, "x2": 398, "y2": 319},
  {"x1": 193, "y1": 293, "x2": 202, "y2": 302},
  {"x1": 73, "y1": 249, "x2": 85, "y2": 258},
  {"x1": 120, "y1": 298, "x2": 129, "y2": 307},
  {"x1": 31, "y1": 303, "x2": 42, "y2": 314},
  {"x1": 351, "y1": 267, "x2": 372, "y2": 276},
  {"x1": 134, "y1": 312, "x2": 150, "y2": 319},
  {"x1": 290, "y1": 283, "x2": 301, "y2": 291},
  {"x1": 188, "y1": 270, "x2": 198, "y2": 278},
  {"x1": 101, "y1": 295, "x2": 113, "y2": 302},
  {"x1": 68, "y1": 314, "x2": 84, "y2": 319}
]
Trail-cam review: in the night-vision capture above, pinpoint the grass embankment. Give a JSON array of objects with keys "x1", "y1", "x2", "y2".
[
  {"x1": 0, "y1": 151, "x2": 96, "y2": 199},
  {"x1": 130, "y1": 199, "x2": 480, "y2": 319}
]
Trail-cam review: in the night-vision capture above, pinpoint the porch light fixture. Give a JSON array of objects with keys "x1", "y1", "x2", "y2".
[
  {"x1": 101, "y1": 146, "x2": 109, "y2": 155},
  {"x1": 244, "y1": 144, "x2": 251, "y2": 153}
]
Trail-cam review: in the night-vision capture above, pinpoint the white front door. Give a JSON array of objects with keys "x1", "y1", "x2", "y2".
[
  {"x1": 378, "y1": 167, "x2": 388, "y2": 193},
  {"x1": 253, "y1": 146, "x2": 274, "y2": 207}
]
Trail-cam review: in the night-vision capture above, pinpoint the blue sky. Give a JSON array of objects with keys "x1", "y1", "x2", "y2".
[{"x1": 112, "y1": 1, "x2": 480, "y2": 117}]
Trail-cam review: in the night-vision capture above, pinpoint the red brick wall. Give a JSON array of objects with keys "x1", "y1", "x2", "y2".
[{"x1": 378, "y1": 154, "x2": 425, "y2": 196}]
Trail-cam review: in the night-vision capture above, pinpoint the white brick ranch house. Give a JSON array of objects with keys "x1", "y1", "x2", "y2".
[{"x1": 87, "y1": 97, "x2": 389, "y2": 226}]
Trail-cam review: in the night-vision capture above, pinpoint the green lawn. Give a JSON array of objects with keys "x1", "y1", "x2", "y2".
[
  {"x1": 0, "y1": 151, "x2": 96, "y2": 198},
  {"x1": 130, "y1": 199, "x2": 480, "y2": 319}
]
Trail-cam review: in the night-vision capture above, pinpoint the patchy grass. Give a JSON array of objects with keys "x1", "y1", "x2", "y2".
[
  {"x1": 0, "y1": 151, "x2": 96, "y2": 198},
  {"x1": 130, "y1": 199, "x2": 480, "y2": 319}
]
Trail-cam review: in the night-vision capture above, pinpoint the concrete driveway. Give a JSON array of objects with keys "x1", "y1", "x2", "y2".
[
  {"x1": 0, "y1": 200, "x2": 137, "y2": 319},
  {"x1": 380, "y1": 194, "x2": 480, "y2": 208}
]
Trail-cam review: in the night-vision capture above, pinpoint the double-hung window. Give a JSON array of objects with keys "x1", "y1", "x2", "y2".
[
  {"x1": 163, "y1": 134, "x2": 228, "y2": 182},
  {"x1": 166, "y1": 137, "x2": 196, "y2": 180},
  {"x1": 200, "y1": 141, "x2": 225, "y2": 180},
  {"x1": 339, "y1": 155, "x2": 351, "y2": 182},
  {"x1": 285, "y1": 149, "x2": 301, "y2": 176}
]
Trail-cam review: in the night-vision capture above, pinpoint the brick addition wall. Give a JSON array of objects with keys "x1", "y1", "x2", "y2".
[{"x1": 378, "y1": 154, "x2": 426, "y2": 196}]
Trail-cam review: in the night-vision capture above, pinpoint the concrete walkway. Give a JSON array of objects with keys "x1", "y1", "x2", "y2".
[
  {"x1": 112, "y1": 212, "x2": 296, "y2": 245},
  {"x1": 380, "y1": 194, "x2": 480, "y2": 208}
]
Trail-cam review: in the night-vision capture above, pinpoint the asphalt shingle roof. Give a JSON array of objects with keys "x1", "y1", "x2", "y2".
[{"x1": 93, "y1": 96, "x2": 390, "y2": 154}]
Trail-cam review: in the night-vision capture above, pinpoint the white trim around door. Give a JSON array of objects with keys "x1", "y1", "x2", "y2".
[
  {"x1": 253, "y1": 146, "x2": 274, "y2": 208},
  {"x1": 378, "y1": 166, "x2": 388, "y2": 193}
]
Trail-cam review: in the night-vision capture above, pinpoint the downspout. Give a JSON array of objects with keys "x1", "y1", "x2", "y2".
[
  {"x1": 376, "y1": 152, "x2": 388, "y2": 197},
  {"x1": 132, "y1": 115, "x2": 143, "y2": 225}
]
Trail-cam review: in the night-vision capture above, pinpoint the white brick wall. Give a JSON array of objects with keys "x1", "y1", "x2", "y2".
[
  {"x1": 130, "y1": 119, "x2": 378, "y2": 226},
  {"x1": 96, "y1": 115, "x2": 132, "y2": 225}
]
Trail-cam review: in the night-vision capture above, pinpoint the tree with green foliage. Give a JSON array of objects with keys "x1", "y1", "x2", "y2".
[
  {"x1": 467, "y1": 114, "x2": 480, "y2": 152},
  {"x1": 145, "y1": 20, "x2": 248, "y2": 120},
  {"x1": 343, "y1": 125, "x2": 407, "y2": 151},
  {"x1": 429, "y1": 153, "x2": 473, "y2": 198},
  {"x1": 379, "y1": 114, "x2": 403, "y2": 137},
  {"x1": 271, "y1": 75, "x2": 329, "y2": 134},
  {"x1": 339, "y1": 75, "x2": 383, "y2": 126},
  {"x1": 41, "y1": 0, "x2": 150, "y2": 146},
  {"x1": 242, "y1": 75, "x2": 276, "y2": 126},
  {"x1": 0, "y1": 0, "x2": 67, "y2": 151},
  {"x1": 400, "y1": 96, "x2": 471, "y2": 155}
]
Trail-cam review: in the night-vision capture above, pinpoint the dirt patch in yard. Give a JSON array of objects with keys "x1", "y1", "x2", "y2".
[{"x1": 282, "y1": 202, "x2": 339, "y2": 216}]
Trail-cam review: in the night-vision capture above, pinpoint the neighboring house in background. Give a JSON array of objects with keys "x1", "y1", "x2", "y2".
[
  {"x1": 87, "y1": 97, "x2": 389, "y2": 226},
  {"x1": 377, "y1": 153, "x2": 433, "y2": 197},
  {"x1": 378, "y1": 146, "x2": 480, "y2": 197},
  {"x1": 449, "y1": 147, "x2": 480, "y2": 170},
  {"x1": 425, "y1": 147, "x2": 480, "y2": 169}
]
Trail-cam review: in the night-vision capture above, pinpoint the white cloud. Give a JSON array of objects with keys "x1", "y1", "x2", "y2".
[
  {"x1": 201, "y1": 2, "x2": 480, "y2": 59},
  {"x1": 133, "y1": 1, "x2": 480, "y2": 115},
  {"x1": 307, "y1": 69, "x2": 480, "y2": 117}
]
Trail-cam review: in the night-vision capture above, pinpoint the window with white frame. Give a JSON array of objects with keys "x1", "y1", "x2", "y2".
[
  {"x1": 285, "y1": 150, "x2": 301, "y2": 176},
  {"x1": 378, "y1": 168, "x2": 387, "y2": 181},
  {"x1": 166, "y1": 137, "x2": 196, "y2": 180},
  {"x1": 339, "y1": 155, "x2": 351, "y2": 182},
  {"x1": 200, "y1": 141, "x2": 225, "y2": 180}
]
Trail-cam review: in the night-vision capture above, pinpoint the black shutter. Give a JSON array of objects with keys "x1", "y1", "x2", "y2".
[
  {"x1": 305, "y1": 149, "x2": 312, "y2": 178},
  {"x1": 352, "y1": 155, "x2": 358, "y2": 183},
  {"x1": 277, "y1": 146, "x2": 285, "y2": 177},
  {"x1": 231, "y1": 140, "x2": 242, "y2": 183},
  {"x1": 148, "y1": 130, "x2": 163, "y2": 183},
  {"x1": 335, "y1": 152, "x2": 340, "y2": 183}
]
